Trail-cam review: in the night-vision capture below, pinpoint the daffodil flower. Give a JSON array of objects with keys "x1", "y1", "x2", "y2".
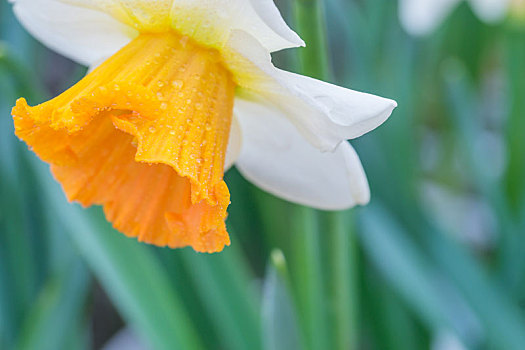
[
  {"x1": 10, "y1": 0, "x2": 396, "y2": 253},
  {"x1": 399, "y1": 0, "x2": 510, "y2": 36}
]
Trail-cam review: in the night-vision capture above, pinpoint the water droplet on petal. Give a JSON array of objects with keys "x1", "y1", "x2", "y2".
[{"x1": 171, "y1": 80, "x2": 184, "y2": 89}]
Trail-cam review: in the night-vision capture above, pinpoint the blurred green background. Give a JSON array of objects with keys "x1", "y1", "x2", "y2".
[{"x1": 1, "y1": 0, "x2": 525, "y2": 349}]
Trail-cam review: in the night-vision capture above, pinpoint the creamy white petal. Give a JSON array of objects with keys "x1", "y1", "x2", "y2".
[
  {"x1": 399, "y1": 0, "x2": 460, "y2": 36},
  {"x1": 225, "y1": 30, "x2": 396, "y2": 152},
  {"x1": 12, "y1": 0, "x2": 302, "y2": 65},
  {"x1": 11, "y1": 0, "x2": 134, "y2": 66},
  {"x1": 246, "y1": 0, "x2": 305, "y2": 50},
  {"x1": 168, "y1": 0, "x2": 304, "y2": 52},
  {"x1": 270, "y1": 70, "x2": 397, "y2": 149},
  {"x1": 468, "y1": 0, "x2": 510, "y2": 23},
  {"x1": 234, "y1": 98, "x2": 370, "y2": 210},
  {"x1": 224, "y1": 115, "x2": 243, "y2": 172}
]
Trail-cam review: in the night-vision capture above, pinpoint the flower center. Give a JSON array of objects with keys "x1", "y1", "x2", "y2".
[{"x1": 12, "y1": 31, "x2": 237, "y2": 252}]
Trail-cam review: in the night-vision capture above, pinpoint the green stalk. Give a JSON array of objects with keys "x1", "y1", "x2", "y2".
[
  {"x1": 293, "y1": 0, "x2": 331, "y2": 80},
  {"x1": 293, "y1": 1, "x2": 358, "y2": 349},
  {"x1": 323, "y1": 212, "x2": 358, "y2": 350},
  {"x1": 499, "y1": 23, "x2": 525, "y2": 296},
  {"x1": 292, "y1": 1, "x2": 360, "y2": 349},
  {"x1": 290, "y1": 206, "x2": 328, "y2": 350},
  {"x1": 504, "y1": 24, "x2": 525, "y2": 217}
]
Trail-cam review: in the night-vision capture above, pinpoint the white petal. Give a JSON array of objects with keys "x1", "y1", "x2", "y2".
[
  {"x1": 270, "y1": 70, "x2": 397, "y2": 150},
  {"x1": 234, "y1": 98, "x2": 370, "y2": 210},
  {"x1": 246, "y1": 0, "x2": 305, "y2": 51},
  {"x1": 225, "y1": 30, "x2": 396, "y2": 152},
  {"x1": 11, "y1": 0, "x2": 134, "y2": 66},
  {"x1": 398, "y1": 0, "x2": 461, "y2": 36},
  {"x1": 469, "y1": 0, "x2": 510, "y2": 23},
  {"x1": 169, "y1": 0, "x2": 304, "y2": 52},
  {"x1": 224, "y1": 115, "x2": 242, "y2": 172}
]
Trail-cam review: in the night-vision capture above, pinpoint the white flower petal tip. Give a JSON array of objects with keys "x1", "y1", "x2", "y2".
[
  {"x1": 398, "y1": 0, "x2": 461, "y2": 36},
  {"x1": 234, "y1": 98, "x2": 371, "y2": 211},
  {"x1": 469, "y1": 0, "x2": 511, "y2": 23},
  {"x1": 270, "y1": 70, "x2": 397, "y2": 152},
  {"x1": 399, "y1": 0, "x2": 510, "y2": 36},
  {"x1": 247, "y1": 0, "x2": 305, "y2": 50}
]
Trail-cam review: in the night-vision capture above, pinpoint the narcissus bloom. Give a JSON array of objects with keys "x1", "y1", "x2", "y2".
[
  {"x1": 11, "y1": 0, "x2": 396, "y2": 252},
  {"x1": 399, "y1": 0, "x2": 510, "y2": 36}
]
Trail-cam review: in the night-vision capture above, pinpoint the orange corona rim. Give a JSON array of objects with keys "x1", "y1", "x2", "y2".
[{"x1": 13, "y1": 32, "x2": 235, "y2": 253}]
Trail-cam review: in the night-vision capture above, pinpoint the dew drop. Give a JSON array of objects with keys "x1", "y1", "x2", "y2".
[
  {"x1": 149, "y1": 126, "x2": 156, "y2": 133},
  {"x1": 157, "y1": 81, "x2": 165, "y2": 88},
  {"x1": 160, "y1": 102, "x2": 168, "y2": 110},
  {"x1": 169, "y1": 130, "x2": 176, "y2": 136},
  {"x1": 195, "y1": 102, "x2": 203, "y2": 110},
  {"x1": 171, "y1": 80, "x2": 184, "y2": 89}
]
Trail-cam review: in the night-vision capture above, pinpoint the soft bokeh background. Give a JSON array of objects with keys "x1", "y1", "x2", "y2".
[{"x1": 1, "y1": 0, "x2": 524, "y2": 349}]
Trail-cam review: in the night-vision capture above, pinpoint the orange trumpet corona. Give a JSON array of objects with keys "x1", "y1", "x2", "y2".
[{"x1": 12, "y1": 31, "x2": 236, "y2": 253}]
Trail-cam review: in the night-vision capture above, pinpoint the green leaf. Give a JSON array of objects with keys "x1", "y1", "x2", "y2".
[
  {"x1": 262, "y1": 250, "x2": 303, "y2": 350},
  {"x1": 178, "y1": 238, "x2": 262, "y2": 350},
  {"x1": 15, "y1": 261, "x2": 90, "y2": 350},
  {"x1": 360, "y1": 205, "x2": 482, "y2": 347}
]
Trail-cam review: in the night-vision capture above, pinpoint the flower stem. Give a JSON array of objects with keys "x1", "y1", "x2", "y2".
[
  {"x1": 292, "y1": 1, "x2": 358, "y2": 349},
  {"x1": 290, "y1": 206, "x2": 329, "y2": 350},
  {"x1": 322, "y1": 211, "x2": 359, "y2": 350},
  {"x1": 293, "y1": 0, "x2": 331, "y2": 80}
]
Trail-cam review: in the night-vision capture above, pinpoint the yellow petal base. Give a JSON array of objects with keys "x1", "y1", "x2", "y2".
[{"x1": 12, "y1": 31, "x2": 236, "y2": 253}]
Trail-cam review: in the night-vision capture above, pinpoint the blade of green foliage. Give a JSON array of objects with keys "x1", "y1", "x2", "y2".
[
  {"x1": 262, "y1": 250, "x2": 303, "y2": 350},
  {"x1": 178, "y1": 240, "x2": 262, "y2": 350},
  {"x1": 420, "y1": 218, "x2": 525, "y2": 350},
  {"x1": 360, "y1": 205, "x2": 482, "y2": 347},
  {"x1": 30, "y1": 158, "x2": 204, "y2": 350},
  {"x1": 441, "y1": 59, "x2": 525, "y2": 297},
  {"x1": 363, "y1": 204, "x2": 525, "y2": 349},
  {"x1": 15, "y1": 261, "x2": 90, "y2": 350},
  {"x1": 363, "y1": 274, "x2": 429, "y2": 350},
  {"x1": 0, "y1": 52, "x2": 40, "y2": 348}
]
